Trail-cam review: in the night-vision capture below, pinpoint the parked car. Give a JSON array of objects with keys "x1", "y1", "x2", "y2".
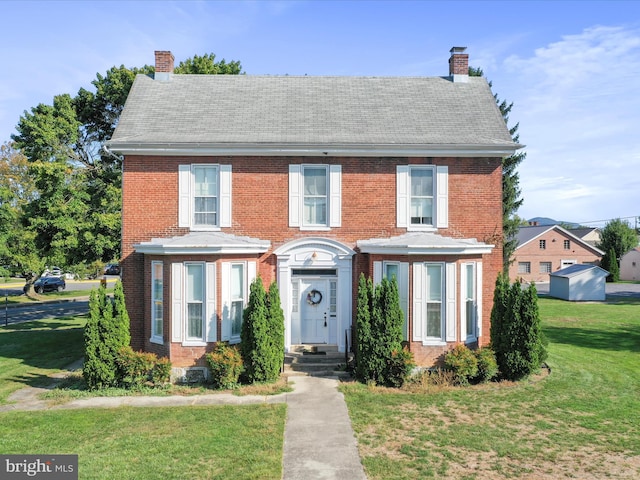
[
  {"x1": 104, "y1": 263, "x2": 121, "y2": 276},
  {"x1": 24, "y1": 276, "x2": 66, "y2": 294},
  {"x1": 44, "y1": 266, "x2": 63, "y2": 277}
]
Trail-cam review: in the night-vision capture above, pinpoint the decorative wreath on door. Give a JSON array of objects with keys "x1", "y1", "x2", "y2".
[{"x1": 306, "y1": 289, "x2": 323, "y2": 306}]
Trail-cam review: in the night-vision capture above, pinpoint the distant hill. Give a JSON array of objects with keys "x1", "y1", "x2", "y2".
[{"x1": 527, "y1": 217, "x2": 581, "y2": 228}]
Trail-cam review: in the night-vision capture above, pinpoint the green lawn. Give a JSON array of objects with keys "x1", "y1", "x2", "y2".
[
  {"x1": 0, "y1": 317, "x2": 286, "y2": 479},
  {"x1": 342, "y1": 297, "x2": 640, "y2": 479}
]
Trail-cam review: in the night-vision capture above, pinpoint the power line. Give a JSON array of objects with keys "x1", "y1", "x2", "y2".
[{"x1": 575, "y1": 215, "x2": 639, "y2": 226}]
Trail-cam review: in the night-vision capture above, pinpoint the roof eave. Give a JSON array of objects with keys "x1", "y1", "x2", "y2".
[
  {"x1": 133, "y1": 244, "x2": 270, "y2": 255},
  {"x1": 358, "y1": 245, "x2": 494, "y2": 255},
  {"x1": 106, "y1": 142, "x2": 523, "y2": 158}
]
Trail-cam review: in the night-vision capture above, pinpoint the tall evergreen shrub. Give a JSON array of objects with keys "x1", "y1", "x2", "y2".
[
  {"x1": 240, "y1": 277, "x2": 272, "y2": 383},
  {"x1": 355, "y1": 274, "x2": 412, "y2": 386},
  {"x1": 490, "y1": 276, "x2": 547, "y2": 381},
  {"x1": 266, "y1": 281, "x2": 285, "y2": 379},
  {"x1": 83, "y1": 283, "x2": 131, "y2": 389},
  {"x1": 602, "y1": 247, "x2": 619, "y2": 282}
]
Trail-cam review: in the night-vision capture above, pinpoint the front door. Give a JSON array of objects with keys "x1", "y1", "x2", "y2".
[{"x1": 300, "y1": 279, "x2": 329, "y2": 344}]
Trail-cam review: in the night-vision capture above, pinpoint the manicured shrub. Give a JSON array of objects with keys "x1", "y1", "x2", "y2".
[
  {"x1": 444, "y1": 344, "x2": 478, "y2": 385},
  {"x1": 354, "y1": 274, "x2": 410, "y2": 387},
  {"x1": 473, "y1": 347, "x2": 498, "y2": 383},
  {"x1": 241, "y1": 277, "x2": 276, "y2": 383},
  {"x1": 206, "y1": 342, "x2": 244, "y2": 389},
  {"x1": 490, "y1": 276, "x2": 548, "y2": 381},
  {"x1": 266, "y1": 281, "x2": 285, "y2": 378},
  {"x1": 116, "y1": 346, "x2": 171, "y2": 388},
  {"x1": 83, "y1": 281, "x2": 133, "y2": 390},
  {"x1": 386, "y1": 347, "x2": 415, "y2": 388}
]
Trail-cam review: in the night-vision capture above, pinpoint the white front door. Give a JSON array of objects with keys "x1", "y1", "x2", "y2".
[{"x1": 300, "y1": 279, "x2": 329, "y2": 344}]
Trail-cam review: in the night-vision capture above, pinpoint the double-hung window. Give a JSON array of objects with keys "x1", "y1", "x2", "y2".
[
  {"x1": 186, "y1": 263, "x2": 205, "y2": 341},
  {"x1": 150, "y1": 261, "x2": 163, "y2": 344},
  {"x1": 193, "y1": 166, "x2": 218, "y2": 227},
  {"x1": 178, "y1": 164, "x2": 231, "y2": 230},
  {"x1": 463, "y1": 263, "x2": 476, "y2": 341},
  {"x1": 303, "y1": 166, "x2": 328, "y2": 226},
  {"x1": 374, "y1": 261, "x2": 409, "y2": 341},
  {"x1": 230, "y1": 263, "x2": 245, "y2": 339},
  {"x1": 289, "y1": 164, "x2": 341, "y2": 229},
  {"x1": 397, "y1": 165, "x2": 448, "y2": 230},
  {"x1": 425, "y1": 264, "x2": 444, "y2": 341}
]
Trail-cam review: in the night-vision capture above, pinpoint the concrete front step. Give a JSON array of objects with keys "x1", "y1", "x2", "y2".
[{"x1": 284, "y1": 350, "x2": 352, "y2": 378}]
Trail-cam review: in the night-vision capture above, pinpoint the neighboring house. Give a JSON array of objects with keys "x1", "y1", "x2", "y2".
[
  {"x1": 509, "y1": 225, "x2": 604, "y2": 283},
  {"x1": 567, "y1": 227, "x2": 601, "y2": 248},
  {"x1": 106, "y1": 48, "x2": 521, "y2": 377},
  {"x1": 620, "y1": 247, "x2": 640, "y2": 281},
  {"x1": 549, "y1": 264, "x2": 609, "y2": 301}
]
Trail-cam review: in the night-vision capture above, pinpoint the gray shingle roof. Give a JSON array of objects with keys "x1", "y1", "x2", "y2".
[{"x1": 108, "y1": 74, "x2": 520, "y2": 156}]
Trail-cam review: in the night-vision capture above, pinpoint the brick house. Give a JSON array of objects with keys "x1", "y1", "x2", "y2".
[
  {"x1": 509, "y1": 225, "x2": 604, "y2": 283},
  {"x1": 106, "y1": 48, "x2": 520, "y2": 377}
]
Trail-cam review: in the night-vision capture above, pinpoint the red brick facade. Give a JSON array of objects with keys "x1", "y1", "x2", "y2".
[
  {"x1": 509, "y1": 226, "x2": 602, "y2": 283},
  {"x1": 121, "y1": 155, "x2": 503, "y2": 369}
]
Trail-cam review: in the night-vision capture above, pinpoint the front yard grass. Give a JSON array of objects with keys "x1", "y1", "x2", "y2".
[
  {"x1": 0, "y1": 317, "x2": 287, "y2": 479},
  {"x1": 342, "y1": 297, "x2": 640, "y2": 479}
]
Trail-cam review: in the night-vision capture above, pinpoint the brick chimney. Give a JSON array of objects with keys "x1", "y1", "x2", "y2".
[
  {"x1": 449, "y1": 46, "x2": 469, "y2": 83},
  {"x1": 154, "y1": 50, "x2": 174, "y2": 82}
]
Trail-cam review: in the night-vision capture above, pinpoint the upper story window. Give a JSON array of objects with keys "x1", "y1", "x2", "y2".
[
  {"x1": 289, "y1": 164, "x2": 341, "y2": 229},
  {"x1": 564, "y1": 240, "x2": 571, "y2": 250},
  {"x1": 539, "y1": 239, "x2": 546, "y2": 249},
  {"x1": 179, "y1": 164, "x2": 232, "y2": 230},
  {"x1": 303, "y1": 166, "x2": 328, "y2": 226},
  {"x1": 193, "y1": 166, "x2": 218, "y2": 227},
  {"x1": 397, "y1": 165, "x2": 448, "y2": 230}
]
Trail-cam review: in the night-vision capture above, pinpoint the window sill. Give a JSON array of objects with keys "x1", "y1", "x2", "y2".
[
  {"x1": 299, "y1": 226, "x2": 331, "y2": 231},
  {"x1": 407, "y1": 226, "x2": 437, "y2": 232},
  {"x1": 422, "y1": 340, "x2": 447, "y2": 347},
  {"x1": 228, "y1": 337, "x2": 241, "y2": 345},
  {"x1": 190, "y1": 226, "x2": 221, "y2": 232},
  {"x1": 182, "y1": 341, "x2": 208, "y2": 347},
  {"x1": 150, "y1": 336, "x2": 164, "y2": 345}
]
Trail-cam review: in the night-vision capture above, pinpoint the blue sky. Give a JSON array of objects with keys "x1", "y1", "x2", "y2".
[{"x1": 2, "y1": 0, "x2": 639, "y2": 227}]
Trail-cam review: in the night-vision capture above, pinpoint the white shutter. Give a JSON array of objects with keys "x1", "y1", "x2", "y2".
[
  {"x1": 412, "y1": 263, "x2": 424, "y2": 342},
  {"x1": 289, "y1": 165, "x2": 301, "y2": 227},
  {"x1": 206, "y1": 262, "x2": 217, "y2": 342},
  {"x1": 476, "y1": 262, "x2": 483, "y2": 339},
  {"x1": 171, "y1": 263, "x2": 183, "y2": 342},
  {"x1": 396, "y1": 166, "x2": 409, "y2": 228},
  {"x1": 373, "y1": 261, "x2": 382, "y2": 285},
  {"x1": 219, "y1": 165, "x2": 232, "y2": 228},
  {"x1": 459, "y1": 263, "x2": 467, "y2": 340},
  {"x1": 446, "y1": 262, "x2": 457, "y2": 342},
  {"x1": 398, "y1": 262, "x2": 409, "y2": 341},
  {"x1": 436, "y1": 166, "x2": 448, "y2": 228},
  {"x1": 178, "y1": 165, "x2": 191, "y2": 228},
  {"x1": 248, "y1": 261, "x2": 257, "y2": 287},
  {"x1": 221, "y1": 262, "x2": 231, "y2": 341},
  {"x1": 329, "y1": 165, "x2": 341, "y2": 227}
]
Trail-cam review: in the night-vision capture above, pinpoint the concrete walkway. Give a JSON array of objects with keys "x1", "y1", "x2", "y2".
[{"x1": 1, "y1": 372, "x2": 367, "y2": 479}]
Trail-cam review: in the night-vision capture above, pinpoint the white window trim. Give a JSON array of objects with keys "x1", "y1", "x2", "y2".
[
  {"x1": 183, "y1": 262, "x2": 207, "y2": 347},
  {"x1": 397, "y1": 165, "x2": 448, "y2": 230},
  {"x1": 150, "y1": 261, "x2": 164, "y2": 345},
  {"x1": 413, "y1": 262, "x2": 453, "y2": 346},
  {"x1": 221, "y1": 261, "x2": 257, "y2": 344},
  {"x1": 460, "y1": 262, "x2": 482, "y2": 343},
  {"x1": 171, "y1": 261, "x2": 216, "y2": 347},
  {"x1": 289, "y1": 164, "x2": 341, "y2": 229},
  {"x1": 373, "y1": 260, "x2": 409, "y2": 341},
  {"x1": 178, "y1": 164, "x2": 232, "y2": 230}
]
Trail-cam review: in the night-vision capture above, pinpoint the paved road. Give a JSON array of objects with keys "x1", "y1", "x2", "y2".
[{"x1": 1, "y1": 299, "x2": 89, "y2": 325}]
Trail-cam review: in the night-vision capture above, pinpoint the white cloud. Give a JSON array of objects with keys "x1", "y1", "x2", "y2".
[{"x1": 500, "y1": 25, "x2": 640, "y2": 224}]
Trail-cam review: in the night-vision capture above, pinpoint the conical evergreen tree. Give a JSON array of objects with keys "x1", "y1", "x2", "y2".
[
  {"x1": 355, "y1": 273, "x2": 374, "y2": 382},
  {"x1": 240, "y1": 277, "x2": 270, "y2": 383},
  {"x1": 266, "y1": 281, "x2": 285, "y2": 381}
]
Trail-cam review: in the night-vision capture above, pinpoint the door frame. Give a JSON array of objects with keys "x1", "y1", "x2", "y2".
[{"x1": 274, "y1": 237, "x2": 355, "y2": 353}]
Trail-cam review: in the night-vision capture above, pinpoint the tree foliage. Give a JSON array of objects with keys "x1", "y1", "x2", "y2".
[
  {"x1": 470, "y1": 67, "x2": 525, "y2": 272},
  {"x1": 597, "y1": 218, "x2": 638, "y2": 267},
  {"x1": 8, "y1": 53, "x2": 241, "y2": 276},
  {"x1": 602, "y1": 247, "x2": 620, "y2": 282},
  {"x1": 490, "y1": 274, "x2": 547, "y2": 381}
]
